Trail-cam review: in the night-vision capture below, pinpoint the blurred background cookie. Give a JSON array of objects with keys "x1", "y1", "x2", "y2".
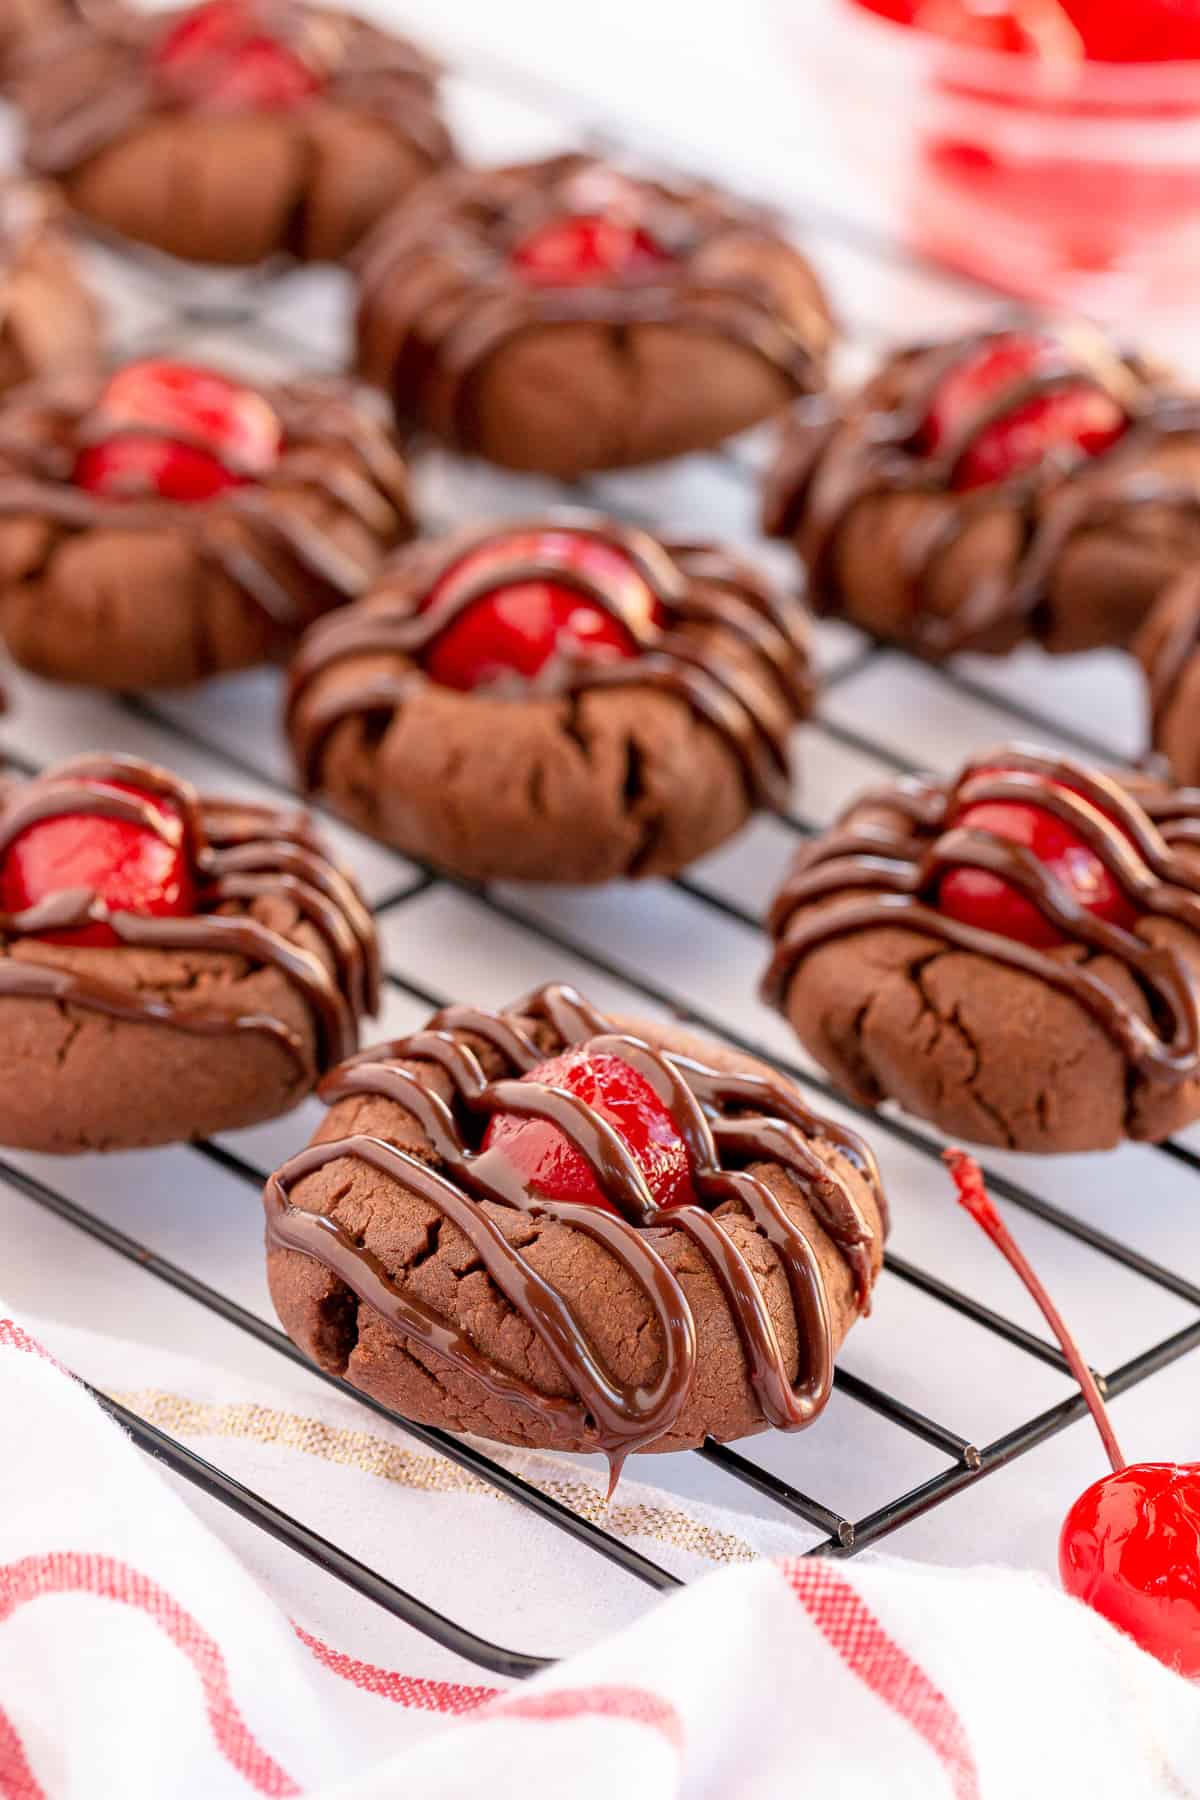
[
  {"x1": 356, "y1": 153, "x2": 834, "y2": 475},
  {"x1": 14, "y1": 0, "x2": 455, "y2": 264},
  {"x1": 765, "y1": 323, "x2": 1200, "y2": 657}
]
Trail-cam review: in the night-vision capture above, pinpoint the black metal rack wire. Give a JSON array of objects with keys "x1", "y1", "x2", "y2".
[{"x1": 4, "y1": 42, "x2": 1199, "y2": 1685}]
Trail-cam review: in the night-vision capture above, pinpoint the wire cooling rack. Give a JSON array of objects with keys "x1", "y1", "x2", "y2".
[{"x1": 4, "y1": 34, "x2": 1200, "y2": 1683}]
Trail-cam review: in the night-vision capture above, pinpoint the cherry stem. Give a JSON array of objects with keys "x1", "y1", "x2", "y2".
[{"x1": 943, "y1": 1148, "x2": 1126, "y2": 1474}]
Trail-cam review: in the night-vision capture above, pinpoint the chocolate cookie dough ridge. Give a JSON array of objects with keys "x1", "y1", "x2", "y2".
[
  {"x1": 287, "y1": 514, "x2": 814, "y2": 809},
  {"x1": 0, "y1": 373, "x2": 412, "y2": 638},
  {"x1": 355, "y1": 154, "x2": 829, "y2": 445},
  {"x1": 0, "y1": 754, "x2": 379, "y2": 1069},
  {"x1": 1139, "y1": 571, "x2": 1200, "y2": 740},
  {"x1": 765, "y1": 327, "x2": 1200, "y2": 657},
  {"x1": 19, "y1": 3, "x2": 452, "y2": 177},
  {"x1": 764, "y1": 747, "x2": 1200, "y2": 1095},
  {"x1": 265, "y1": 982, "x2": 886, "y2": 1480},
  {"x1": 0, "y1": 178, "x2": 65, "y2": 266}
]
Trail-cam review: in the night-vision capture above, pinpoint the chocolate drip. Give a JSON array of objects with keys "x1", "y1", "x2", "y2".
[
  {"x1": 354, "y1": 154, "x2": 831, "y2": 444},
  {"x1": 764, "y1": 747, "x2": 1200, "y2": 1095},
  {"x1": 264, "y1": 983, "x2": 885, "y2": 1478},
  {"x1": 765, "y1": 326, "x2": 1200, "y2": 658},
  {"x1": 0, "y1": 370, "x2": 412, "y2": 643},
  {"x1": 18, "y1": 2, "x2": 453, "y2": 179},
  {"x1": 0, "y1": 754, "x2": 378, "y2": 1072},
  {"x1": 286, "y1": 512, "x2": 813, "y2": 812}
]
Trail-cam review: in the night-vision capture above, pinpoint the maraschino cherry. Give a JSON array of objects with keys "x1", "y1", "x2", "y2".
[
  {"x1": 1067, "y1": 0, "x2": 1200, "y2": 63},
  {"x1": 854, "y1": 0, "x2": 1200, "y2": 61},
  {"x1": 75, "y1": 359, "x2": 283, "y2": 504},
  {"x1": 946, "y1": 1149, "x2": 1200, "y2": 1680},
  {"x1": 482, "y1": 1047, "x2": 697, "y2": 1214},
  {"x1": 511, "y1": 214, "x2": 671, "y2": 285},
  {"x1": 421, "y1": 529, "x2": 664, "y2": 693},
  {"x1": 911, "y1": 0, "x2": 1084, "y2": 56},
  {"x1": 920, "y1": 333, "x2": 1127, "y2": 491},
  {"x1": 154, "y1": 0, "x2": 322, "y2": 112},
  {"x1": 0, "y1": 779, "x2": 198, "y2": 949},
  {"x1": 937, "y1": 762, "x2": 1139, "y2": 949}
]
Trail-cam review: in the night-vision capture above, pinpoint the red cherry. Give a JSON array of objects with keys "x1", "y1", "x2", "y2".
[
  {"x1": 75, "y1": 359, "x2": 282, "y2": 504},
  {"x1": 0, "y1": 780, "x2": 198, "y2": 948},
  {"x1": 849, "y1": 0, "x2": 921, "y2": 20},
  {"x1": 937, "y1": 765, "x2": 1139, "y2": 949},
  {"x1": 937, "y1": 764, "x2": 1139, "y2": 949},
  {"x1": 421, "y1": 529, "x2": 663, "y2": 693},
  {"x1": 921, "y1": 334, "x2": 1127, "y2": 491},
  {"x1": 913, "y1": 0, "x2": 1084, "y2": 54},
  {"x1": 511, "y1": 214, "x2": 671, "y2": 285},
  {"x1": 947, "y1": 1150, "x2": 1200, "y2": 1681},
  {"x1": 1060, "y1": 0, "x2": 1200, "y2": 61},
  {"x1": 1060, "y1": 1465, "x2": 1200, "y2": 1677},
  {"x1": 155, "y1": 0, "x2": 321, "y2": 112},
  {"x1": 481, "y1": 1048, "x2": 697, "y2": 1214}
]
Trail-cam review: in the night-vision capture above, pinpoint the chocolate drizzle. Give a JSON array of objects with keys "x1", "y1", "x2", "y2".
[
  {"x1": 764, "y1": 747, "x2": 1200, "y2": 1096},
  {"x1": 0, "y1": 753, "x2": 379, "y2": 1072},
  {"x1": 0, "y1": 368, "x2": 412, "y2": 645},
  {"x1": 764, "y1": 326, "x2": 1200, "y2": 658},
  {"x1": 17, "y1": 1, "x2": 453, "y2": 179},
  {"x1": 285, "y1": 511, "x2": 814, "y2": 812},
  {"x1": 354, "y1": 154, "x2": 833, "y2": 447},
  {"x1": 264, "y1": 983, "x2": 886, "y2": 1477}
]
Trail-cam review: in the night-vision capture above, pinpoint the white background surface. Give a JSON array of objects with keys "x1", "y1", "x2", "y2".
[{"x1": 3, "y1": 0, "x2": 1200, "y2": 1666}]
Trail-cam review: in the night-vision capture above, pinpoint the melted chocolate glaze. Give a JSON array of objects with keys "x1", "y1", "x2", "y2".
[
  {"x1": 0, "y1": 368, "x2": 412, "y2": 644},
  {"x1": 764, "y1": 326, "x2": 1200, "y2": 658},
  {"x1": 264, "y1": 982, "x2": 886, "y2": 1477},
  {"x1": 285, "y1": 512, "x2": 814, "y2": 812},
  {"x1": 18, "y1": 1, "x2": 453, "y2": 178},
  {"x1": 0, "y1": 753, "x2": 379, "y2": 1072},
  {"x1": 764, "y1": 747, "x2": 1200, "y2": 1097},
  {"x1": 354, "y1": 154, "x2": 832, "y2": 449}
]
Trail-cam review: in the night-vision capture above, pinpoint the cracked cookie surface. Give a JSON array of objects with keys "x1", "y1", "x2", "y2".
[
  {"x1": 265, "y1": 984, "x2": 887, "y2": 1459},
  {"x1": 764, "y1": 749, "x2": 1200, "y2": 1152},
  {"x1": 286, "y1": 515, "x2": 815, "y2": 883}
]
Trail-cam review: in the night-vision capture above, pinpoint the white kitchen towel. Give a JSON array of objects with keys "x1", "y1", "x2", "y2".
[{"x1": 2, "y1": 1303, "x2": 1199, "y2": 1799}]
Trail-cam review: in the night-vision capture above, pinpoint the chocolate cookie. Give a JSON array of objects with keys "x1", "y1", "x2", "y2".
[
  {"x1": 355, "y1": 154, "x2": 834, "y2": 477},
  {"x1": 0, "y1": 753, "x2": 378, "y2": 1152},
  {"x1": 1135, "y1": 570, "x2": 1200, "y2": 788},
  {"x1": 286, "y1": 512, "x2": 815, "y2": 883},
  {"x1": 0, "y1": 180, "x2": 100, "y2": 395},
  {"x1": 16, "y1": 0, "x2": 454, "y2": 266},
  {"x1": 1, "y1": 0, "x2": 94, "y2": 84},
  {"x1": 0, "y1": 356, "x2": 413, "y2": 689},
  {"x1": 265, "y1": 982, "x2": 887, "y2": 1468},
  {"x1": 764, "y1": 747, "x2": 1200, "y2": 1153},
  {"x1": 764, "y1": 323, "x2": 1200, "y2": 657}
]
